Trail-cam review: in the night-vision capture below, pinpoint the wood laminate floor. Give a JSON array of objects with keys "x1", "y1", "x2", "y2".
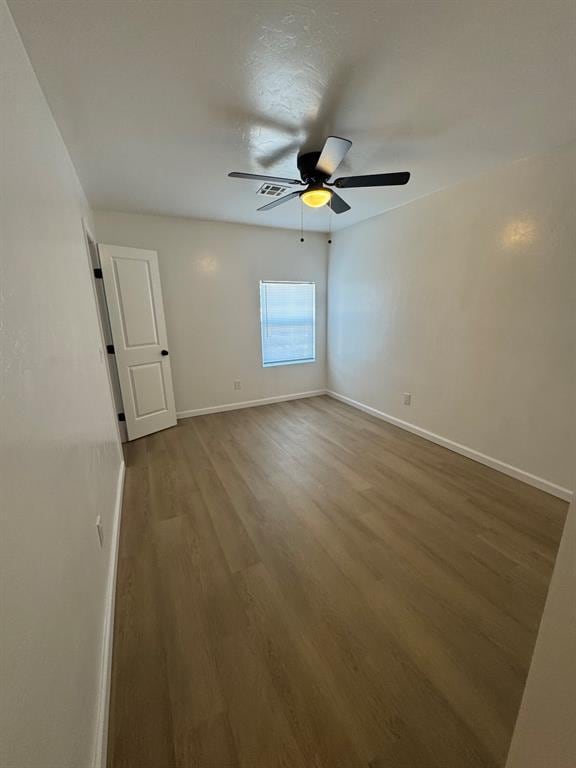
[{"x1": 108, "y1": 396, "x2": 567, "y2": 768}]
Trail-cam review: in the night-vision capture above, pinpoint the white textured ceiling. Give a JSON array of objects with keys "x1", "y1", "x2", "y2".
[{"x1": 9, "y1": 0, "x2": 576, "y2": 232}]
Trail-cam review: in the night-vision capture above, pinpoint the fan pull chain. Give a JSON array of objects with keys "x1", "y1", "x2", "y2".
[
  {"x1": 328, "y1": 205, "x2": 333, "y2": 245},
  {"x1": 300, "y1": 200, "x2": 304, "y2": 243}
]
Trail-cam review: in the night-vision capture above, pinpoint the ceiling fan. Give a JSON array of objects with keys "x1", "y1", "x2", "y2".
[{"x1": 228, "y1": 136, "x2": 410, "y2": 214}]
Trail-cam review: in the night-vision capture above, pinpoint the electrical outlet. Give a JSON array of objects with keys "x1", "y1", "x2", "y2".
[
  {"x1": 403, "y1": 392, "x2": 412, "y2": 406},
  {"x1": 96, "y1": 516, "x2": 104, "y2": 547},
  {"x1": 233, "y1": 380, "x2": 241, "y2": 390}
]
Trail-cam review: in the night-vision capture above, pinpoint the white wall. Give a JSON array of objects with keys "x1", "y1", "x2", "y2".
[
  {"x1": 328, "y1": 143, "x2": 576, "y2": 493},
  {"x1": 0, "y1": 3, "x2": 123, "y2": 767},
  {"x1": 94, "y1": 211, "x2": 328, "y2": 415},
  {"x1": 506, "y1": 468, "x2": 576, "y2": 768}
]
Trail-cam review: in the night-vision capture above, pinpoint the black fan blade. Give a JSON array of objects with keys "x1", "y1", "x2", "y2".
[
  {"x1": 315, "y1": 136, "x2": 352, "y2": 176},
  {"x1": 229, "y1": 172, "x2": 303, "y2": 185},
  {"x1": 257, "y1": 191, "x2": 301, "y2": 212},
  {"x1": 334, "y1": 171, "x2": 410, "y2": 189},
  {"x1": 328, "y1": 192, "x2": 351, "y2": 214}
]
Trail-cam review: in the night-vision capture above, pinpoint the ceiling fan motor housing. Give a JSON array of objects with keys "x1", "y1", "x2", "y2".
[{"x1": 297, "y1": 151, "x2": 329, "y2": 185}]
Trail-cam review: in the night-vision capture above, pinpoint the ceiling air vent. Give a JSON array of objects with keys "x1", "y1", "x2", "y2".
[{"x1": 257, "y1": 183, "x2": 289, "y2": 197}]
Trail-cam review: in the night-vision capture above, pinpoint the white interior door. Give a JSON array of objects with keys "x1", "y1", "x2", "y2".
[{"x1": 98, "y1": 244, "x2": 177, "y2": 440}]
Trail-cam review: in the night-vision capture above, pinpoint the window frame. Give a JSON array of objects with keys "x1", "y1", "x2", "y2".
[{"x1": 259, "y1": 280, "x2": 316, "y2": 368}]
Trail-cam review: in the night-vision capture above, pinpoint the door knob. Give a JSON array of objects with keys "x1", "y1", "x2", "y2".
[{"x1": 161, "y1": 349, "x2": 169, "y2": 356}]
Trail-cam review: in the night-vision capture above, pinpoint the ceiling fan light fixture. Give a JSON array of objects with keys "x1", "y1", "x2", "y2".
[
  {"x1": 300, "y1": 186, "x2": 332, "y2": 208},
  {"x1": 229, "y1": 136, "x2": 410, "y2": 214}
]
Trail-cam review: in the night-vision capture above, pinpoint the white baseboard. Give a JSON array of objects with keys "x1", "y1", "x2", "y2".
[
  {"x1": 177, "y1": 389, "x2": 327, "y2": 419},
  {"x1": 93, "y1": 459, "x2": 125, "y2": 768},
  {"x1": 327, "y1": 391, "x2": 572, "y2": 502}
]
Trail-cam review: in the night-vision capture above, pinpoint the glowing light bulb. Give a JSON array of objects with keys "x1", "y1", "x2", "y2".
[{"x1": 301, "y1": 187, "x2": 332, "y2": 208}]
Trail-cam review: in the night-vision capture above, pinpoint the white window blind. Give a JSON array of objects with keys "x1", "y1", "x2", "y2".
[{"x1": 259, "y1": 281, "x2": 316, "y2": 367}]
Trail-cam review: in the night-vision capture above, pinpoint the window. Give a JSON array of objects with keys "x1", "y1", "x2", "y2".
[{"x1": 259, "y1": 281, "x2": 315, "y2": 367}]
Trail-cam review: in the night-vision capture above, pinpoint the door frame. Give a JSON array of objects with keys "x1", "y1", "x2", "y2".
[{"x1": 82, "y1": 219, "x2": 127, "y2": 443}]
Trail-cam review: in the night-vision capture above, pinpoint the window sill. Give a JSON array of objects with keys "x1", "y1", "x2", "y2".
[{"x1": 263, "y1": 358, "x2": 316, "y2": 368}]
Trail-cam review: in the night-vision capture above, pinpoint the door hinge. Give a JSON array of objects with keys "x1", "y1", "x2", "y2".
[
  {"x1": 106, "y1": 344, "x2": 115, "y2": 354},
  {"x1": 93, "y1": 267, "x2": 103, "y2": 279},
  {"x1": 118, "y1": 412, "x2": 126, "y2": 422}
]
